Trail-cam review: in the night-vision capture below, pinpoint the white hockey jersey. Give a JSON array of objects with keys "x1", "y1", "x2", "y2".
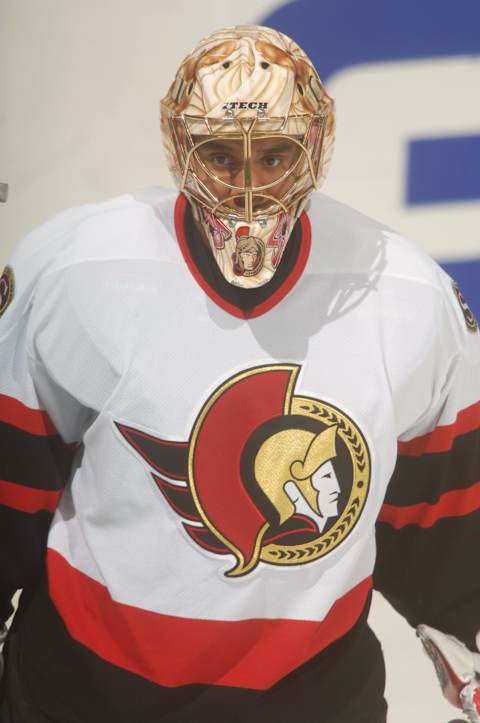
[{"x1": 0, "y1": 188, "x2": 479, "y2": 722}]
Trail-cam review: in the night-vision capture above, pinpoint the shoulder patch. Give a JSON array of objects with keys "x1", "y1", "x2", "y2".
[
  {"x1": 0, "y1": 265, "x2": 14, "y2": 318},
  {"x1": 452, "y1": 280, "x2": 478, "y2": 333}
]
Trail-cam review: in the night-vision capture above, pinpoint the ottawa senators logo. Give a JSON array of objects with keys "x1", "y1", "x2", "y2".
[
  {"x1": 232, "y1": 226, "x2": 265, "y2": 277},
  {"x1": 116, "y1": 365, "x2": 370, "y2": 578}
]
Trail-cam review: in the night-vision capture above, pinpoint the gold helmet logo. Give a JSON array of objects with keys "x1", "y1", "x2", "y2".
[{"x1": 254, "y1": 424, "x2": 339, "y2": 526}]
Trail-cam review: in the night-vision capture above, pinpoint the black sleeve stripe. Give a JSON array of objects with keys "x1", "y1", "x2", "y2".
[
  {"x1": 0, "y1": 422, "x2": 74, "y2": 491},
  {"x1": 386, "y1": 427, "x2": 480, "y2": 506},
  {"x1": 0, "y1": 505, "x2": 53, "y2": 621},
  {"x1": 374, "y1": 507, "x2": 480, "y2": 650}
]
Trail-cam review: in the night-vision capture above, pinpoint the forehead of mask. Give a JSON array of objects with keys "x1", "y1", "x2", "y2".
[
  {"x1": 186, "y1": 33, "x2": 297, "y2": 118},
  {"x1": 192, "y1": 135, "x2": 303, "y2": 191},
  {"x1": 167, "y1": 25, "x2": 331, "y2": 121}
]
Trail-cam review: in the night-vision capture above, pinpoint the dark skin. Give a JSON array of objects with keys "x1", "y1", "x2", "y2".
[
  {"x1": 191, "y1": 136, "x2": 301, "y2": 247},
  {"x1": 194, "y1": 136, "x2": 300, "y2": 208}
]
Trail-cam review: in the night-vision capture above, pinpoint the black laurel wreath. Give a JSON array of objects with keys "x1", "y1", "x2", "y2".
[{"x1": 265, "y1": 401, "x2": 366, "y2": 563}]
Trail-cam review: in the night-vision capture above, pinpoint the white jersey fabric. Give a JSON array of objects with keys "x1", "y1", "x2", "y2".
[{"x1": 1, "y1": 188, "x2": 479, "y2": 718}]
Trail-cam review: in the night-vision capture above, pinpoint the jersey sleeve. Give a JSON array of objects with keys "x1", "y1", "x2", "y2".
[
  {"x1": 374, "y1": 271, "x2": 480, "y2": 650},
  {"x1": 0, "y1": 253, "x2": 115, "y2": 626}
]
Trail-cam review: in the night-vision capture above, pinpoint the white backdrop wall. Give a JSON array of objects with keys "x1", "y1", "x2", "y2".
[
  {"x1": 1, "y1": 2, "x2": 479, "y2": 264},
  {"x1": 0, "y1": 0, "x2": 278, "y2": 254},
  {"x1": 1, "y1": 2, "x2": 479, "y2": 721}
]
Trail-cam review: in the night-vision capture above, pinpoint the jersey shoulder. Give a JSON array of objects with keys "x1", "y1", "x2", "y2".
[
  {"x1": 9, "y1": 186, "x2": 179, "y2": 271},
  {"x1": 42, "y1": 186, "x2": 180, "y2": 274},
  {"x1": 2, "y1": 188, "x2": 179, "y2": 327},
  {"x1": 306, "y1": 193, "x2": 478, "y2": 357},
  {"x1": 306, "y1": 192, "x2": 442, "y2": 293}
]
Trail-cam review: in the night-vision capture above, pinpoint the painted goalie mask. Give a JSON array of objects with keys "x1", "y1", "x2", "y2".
[{"x1": 160, "y1": 25, "x2": 335, "y2": 288}]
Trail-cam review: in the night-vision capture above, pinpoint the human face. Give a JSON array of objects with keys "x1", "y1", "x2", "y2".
[
  {"x1": 193, "y1": 136, "x2": 301, "y2": 212},
  {"x1": 240, "y1": 248, "x2": 259, "y2": 270},
  {"x1": 312, "y1": 460, "x2": 341, "y2": 518}
]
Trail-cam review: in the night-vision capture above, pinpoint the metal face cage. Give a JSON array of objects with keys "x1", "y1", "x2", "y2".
[{"x1": 168, "y1": 112, "x2": 329, "y2": 224}]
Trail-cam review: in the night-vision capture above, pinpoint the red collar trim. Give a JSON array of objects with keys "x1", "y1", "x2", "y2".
[{"x1": 173, "y1": 194, "x2": 311, "y2": 320}]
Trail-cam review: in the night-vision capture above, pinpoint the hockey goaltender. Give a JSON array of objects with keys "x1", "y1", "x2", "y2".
[{"x1": 0, "y1": 24, "x2": 480, "y2": 723}]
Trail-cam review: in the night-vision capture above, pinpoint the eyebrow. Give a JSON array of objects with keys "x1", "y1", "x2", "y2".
[
  {"x1": 198, "y1": 141, "x2": 241, "y2": 153},
  {"x1": 197, "y1": 141, "x2": 297, "y2": 154},
  {"x1": 259, "y1": 142, "x2": 297, "y2": 153}
]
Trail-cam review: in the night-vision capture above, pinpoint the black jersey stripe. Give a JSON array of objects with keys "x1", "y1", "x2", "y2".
[
  {"x1": 385, "y1": 426, "x2": 480, "y2": 507},
  {"x1": 374, "y1": 507, "x2": 480, "y2": 650},
  {"x1": 0, "y1": 422, "x2": 74, "y2": 491},
  {"x1": 0, "y1": 506, "x2": 53, "y2": 622},
  {"x1": 10, "y1": 577, "x2": 385, "y2": 723}
]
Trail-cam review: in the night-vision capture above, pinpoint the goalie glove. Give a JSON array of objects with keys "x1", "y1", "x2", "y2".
[{"x1": 417, "y1": 624, "x2": 480, "y2": 723}]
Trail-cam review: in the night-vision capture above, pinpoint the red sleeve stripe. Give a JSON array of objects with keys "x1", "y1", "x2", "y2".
[
  {"x1": 0, "y1": 478, "x2": 61, "y2": 514},
  {"x1": 47, "y1": 548, "x2": 372, "y2": 690},
  {"x1": 378, "y1": 480, "x2": 480, "y2": 529},
  {"x1": 398, "y1": 400, "x2": 480, "y2": 457},
  {"x1": 0, "y1": 394, "x2": 58, "y2": 436}
]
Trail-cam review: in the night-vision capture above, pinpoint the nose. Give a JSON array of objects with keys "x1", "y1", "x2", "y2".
[
  {"x1": 230, "y1": 165, "x2": 248, "y2": 188},
  {"x1": 229, "y1": 165, "x2": 272, "y2": 212}
]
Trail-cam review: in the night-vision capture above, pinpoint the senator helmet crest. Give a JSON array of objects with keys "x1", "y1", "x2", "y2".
[{"x1": 117, "y1": 365, "x2": 370, "y2": 577}]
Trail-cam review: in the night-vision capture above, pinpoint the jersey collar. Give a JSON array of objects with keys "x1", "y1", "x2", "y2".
[{"x1": 174, "y1": 194, "x2": 311, "y2": 320}]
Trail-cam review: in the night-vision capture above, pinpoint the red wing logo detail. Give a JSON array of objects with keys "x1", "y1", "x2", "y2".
[
  {"x1": 200, "y1": 206, "x2": 232, "y2": 249},
  {"x1": 267, "y1": 211, "x2": 291, "y2": 268},
  {"x1": 116, "y1": 365, "x2": 370, "y2": 578}
]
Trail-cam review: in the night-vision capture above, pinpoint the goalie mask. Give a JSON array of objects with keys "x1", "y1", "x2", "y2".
[{"x1": 160, "y1": 25, "x2": 335, "y2": 289}]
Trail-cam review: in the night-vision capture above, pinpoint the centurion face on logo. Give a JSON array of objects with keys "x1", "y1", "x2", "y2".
[{"x1": 116, "y1": 365, "x2": 370, "y2": 578}]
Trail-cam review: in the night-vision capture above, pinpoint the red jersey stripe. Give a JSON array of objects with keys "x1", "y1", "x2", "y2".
[
  {"x1": 47, "y1": 549, "x2": 372, "y2": 690},
  {"x1": 0, "y1": 393, "x2": 58, "y2": 436},
  {"x1": 378, "y1": 480, "x2": 480, "y2": 529},
  {"x1": 0, "y1": 478, "x2": 62, "y2": 513},
  {"x1": 397, "y1": 400, "x2": 480, "y2": 457}
]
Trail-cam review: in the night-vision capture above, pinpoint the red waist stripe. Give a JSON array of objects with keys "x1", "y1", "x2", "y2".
[{"x1": 47, "y1": 549, "x2": 372, "y2": 690}]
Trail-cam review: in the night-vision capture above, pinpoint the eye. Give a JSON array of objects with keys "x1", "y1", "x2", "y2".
[
  {"x1": 222, "y1": 61, "x2": 231, "y2": 69},
  {"x1": 262, "y1": 156, "x2": 281, "y2": 168},
  {"x1": 260, "y1": 61, "x2": 269, "y2": 69},
  {"x1": 211, "y1": 154, "x2": 231, "y2": 167}
]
